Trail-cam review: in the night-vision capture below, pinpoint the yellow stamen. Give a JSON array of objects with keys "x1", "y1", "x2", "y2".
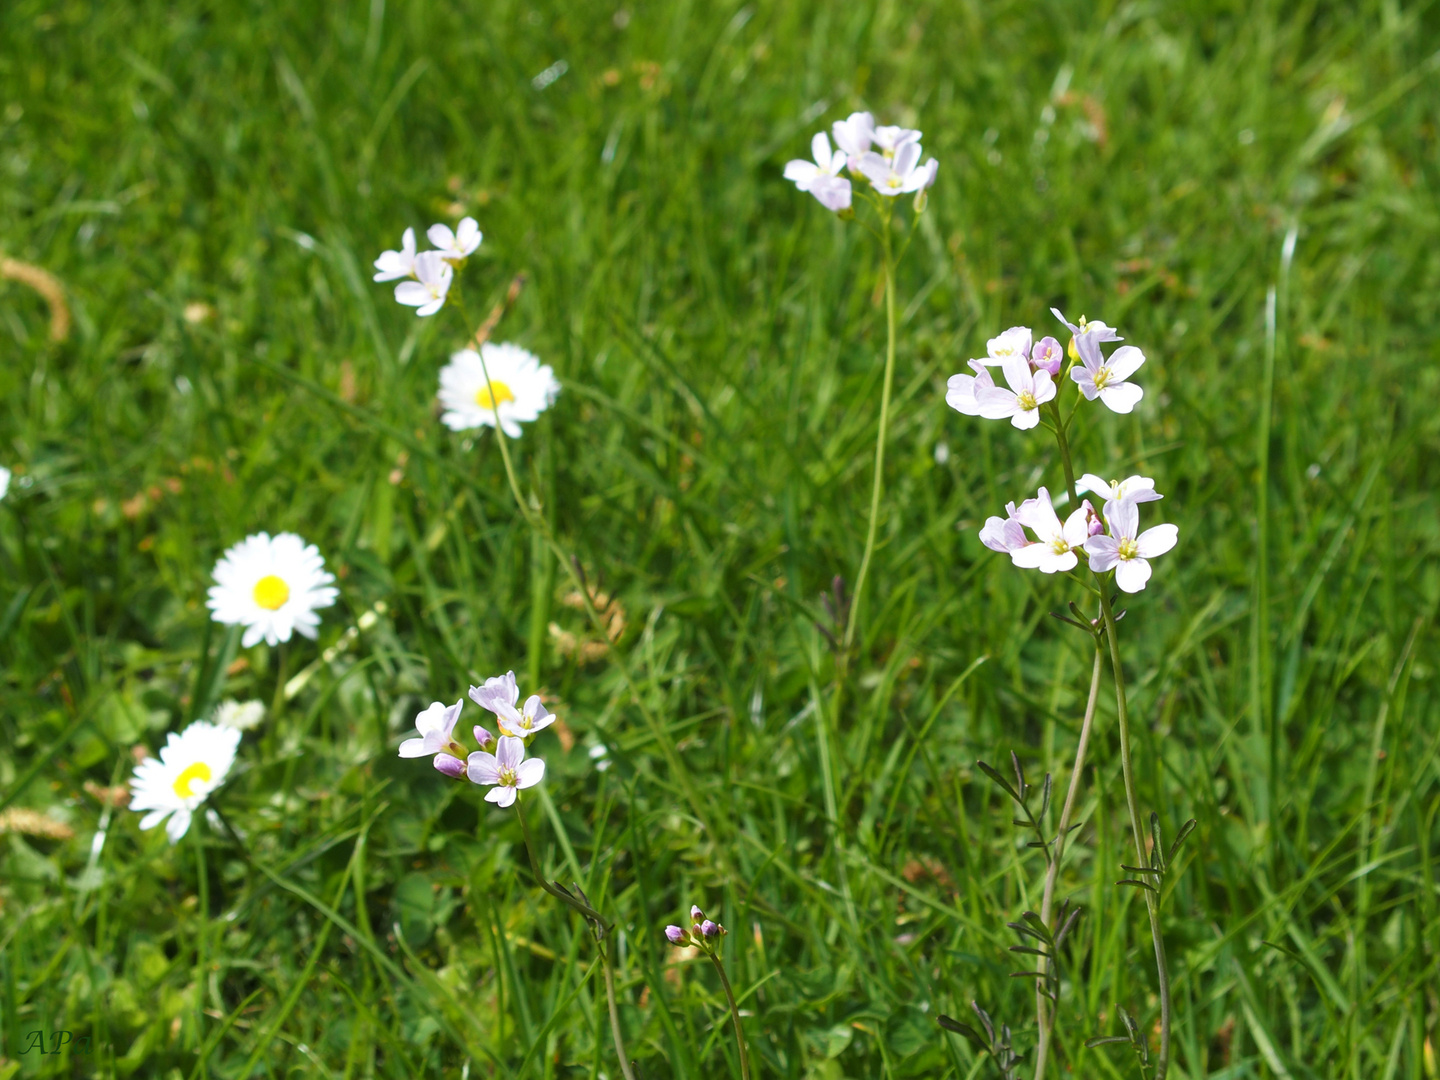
[
  {"x1": 253, "y1": 575, "x2": 290, "y2": 610},
  {"x1": 1093, "y1": 366, "x2": 1112, "y2": 390},
  {"x1": 1118, "y1": 537, "x2": 1139, "y2": 560},
  {"x1": 1017, "y1": 390, "x2": 1038, "y2": 411},
  {"x1": 173, "y1": 761, "x2": 212, "y2": 799},
  {"x1": 498, "y1": 765, "x2": 518, "y2": 786},
  {"x1": 475, "y1": 380, "x2": 516, "y2": 410}
]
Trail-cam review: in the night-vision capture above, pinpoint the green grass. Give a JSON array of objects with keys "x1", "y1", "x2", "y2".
[{"x1": 3, "y1": 0, "x2": 1440, "y2": 1077}]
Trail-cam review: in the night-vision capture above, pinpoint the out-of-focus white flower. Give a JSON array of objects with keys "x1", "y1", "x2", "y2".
[
  {"x1": 856, "y1": 142, "x2": 938, "y2": 196},
  {"x1": 1071, "y1": 333, "x2": 1145, "y2": 414},
  {"x1": 438, "y1": 343, "x2": 560, "y2": 438},
  {"x1": 1077, "y1": 474, "x2": 1163, "y2": 504},
  {"x1": 129, "y1": 722, "x2": 241, "y2": 843},
  {"x1": 213, "y1": 699, "x2": 265, "y2": 732},
  {"x1": 976, "y1": 326, "x2": 1033, "y2": 367},
  {"x1": 831, "y1": 111, "x2": 875, "y2": 164},
  {"x1": 589, "y1": 742, "x2": 612, "y2": 772},
  {"x1": 945, "y1": 360, "x2": 995, "y2": 416},
  {"x1": 399, "y1": 700, "x2": 465, "y2": 758},
  {"x1": 872, "y1": 124, "x2": 921, "y2": 157},
  {"x1": 428, "y1": 217, "x2": 482, "y2": 261},
  {"x1": 977, "y1": 355, "x2": 1056, "y2": 429},
  {"x1": 373, "y1": 228, "x2": 418, "y2": 282},
  {"x1": 784, "y1": 132, "x2": 852, "y2": 212},
  {"x1": 1012, "y1": 487, "x2": 1090, "y2": 573},
  {"x1": 466, "y1": 735, "x2": 545, "y2": 807},
  {"x1": 469, "y1": 670, "x2": 555, "y2": 738},
  {"x1": 207, "y1": 532, "x2": 338, "y2": 648},
  {"x1": 394, "y1": 251, "x2": 454, "y2": 316},
  {"x1": 1085, "y1": 497, "x2": 1178, "y2": 593}
]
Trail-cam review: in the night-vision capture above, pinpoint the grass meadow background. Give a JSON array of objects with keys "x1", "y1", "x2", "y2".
[{"x1": 3, "y1": 0, "x2": 1440, "y2": 1076}]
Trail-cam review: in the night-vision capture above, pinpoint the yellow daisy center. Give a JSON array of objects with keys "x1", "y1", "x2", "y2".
[
  {"x1": 253, "y1": 575, "x2": 290, "y2": 610},
  {"x1": 1118, "y1": 537, "x2": 1139, "y2": 560},
  {"x1": 475, "y1": 381, "x2": 516, "y2": 410},
  {"x1": 173, "y1": 761, "x2": 212, "y2": 799}
]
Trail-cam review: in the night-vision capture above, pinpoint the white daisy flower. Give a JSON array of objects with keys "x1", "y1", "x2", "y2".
[
  {"x1": 0, "y1": 466, "x2": 10, "y2": 501},
  {"x1": 427, "y1": 217, "x2": 482, "y2": 261},
  {"x1": 466, "y1": 735, "x2": 545, "y2": 808},
  {"x1": 129, "y1": 721, "x2": 241, "y2": 843},
  {"x1": 213, "y1": 699, "x2": 266, "y2": 731},
  {"x1": 206, "y1": 532, "x2": 339, "y2": 648},
  {"x1": 438, "y1": 343, "x2": 560, "y2": 439}
]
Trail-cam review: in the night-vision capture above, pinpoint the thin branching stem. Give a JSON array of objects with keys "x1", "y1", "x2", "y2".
[{"x1": 1033, "y1": 645, "x2": 1103, "y2": 1080}]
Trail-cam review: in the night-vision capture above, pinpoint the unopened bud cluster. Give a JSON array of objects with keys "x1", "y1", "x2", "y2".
[{"x1": 664, "y1": 905, "x2": 727, "y2": 951}]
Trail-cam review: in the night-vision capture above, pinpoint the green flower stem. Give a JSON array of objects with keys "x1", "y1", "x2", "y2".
[
  {"x1": 1032, "y1": 644, "x2": 1103, "y2": 1080},
  {"x1": 516, "y1": 799, "x2": 636, "y2": 1080},
  {"x1": 842, "y1": 213, "x2": 898, "y2": 656},
  {"x1": 1098, "y1": 584, "x2": 1171, "y2": 1079},
  {"x1": 191, "y1": 816, "x2": 209, "y2": 1073},
  {"x1": 708, "y1": 949, "x2": 753, "y2": 1080},
  {"x1": 1052, "y1": 395, "x2": 1171, "y2": 1077}
]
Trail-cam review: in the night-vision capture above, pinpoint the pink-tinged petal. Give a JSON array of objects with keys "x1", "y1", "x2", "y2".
[
  {"x1": 394, "y1": 281, "x2": 430, "y2": 307},
  {"x1": 976, "y1": 386, "x2": 1018, "y2": 420},
  {"x1": 1076, "y1": 473, "x2": 1112, "y2": 499},
  {"x1": 466, "y1": 751, "x2": 501, "y2": 785},
  {"x1": 1038, "y1": 549, "x2": 1078, "y2": 574},
  {"x1": 473, "y1": 725, "x2": 495, "y2": 749},
  {"x1": 945, "y1": 374, "x2": 982, "y2": 415},
  {"x1": 398, "y1": 737, "x2": 431, "y2": 759},
  {"x1": 1084, "y1": 535, "x2": 1121, "y2": 571},
  {"x1": 1073, "y1": 332, "x2": 1104, "y2": 373},
  {"x1": 495, "y1": 735, "x2": 525, "y2": 770},
  {"x1": 856, "y1": 152, "x2": 892, "y2": 186},
  {"x1": 486, "y1": 785, "x2": 517, "y2": 806},
  {"x1": 784, "y1": 160, "x2": 821, "y2": 188},
  {"x1": 810, "y1": 176, "x2": 852, "y2": 211},
  {"x1": 1135, "y1": 523, "x2": 1179, "y2": 559},
  {"x1": 1014, "y1": 488, "x2": 1060, "y2": 533},
  {"x1": 1061, "y1": 506, "x2": 1090, "y2": 547},
  {"x1": 1098, "y1": 381, "x2": 1143, "y2": 414},
  {"x1": 1050, "y1": 307, "x2": 1078, "y2": 335},
  {"x1": 810, "y1": 131, "x2": 834, "y2": 169},
  {"x1": 427, "y1": 223, "x2": 457, "y2": 250},
  {"x1": 1114, "y1": 558, "x2": 1153, "y2": 593},
  {"x1": 515, "y1": 758, "x2": 546, "y2": 789},
  {"x1": 1011, "y1": 544, "x2": 1049, "y2": 569},
  {"x1": 1032, "y1": 369, "x2": 1056, "y2": 404},
  {"x1": 979, "y1": 516, "x2": 1014, "y2": 552},
  {"x1": 1103, "y1": 497, "x2": 1139, "y2": 540},
  {"x1": 999, "y1": 354, "x2": 1033, "y2": 394},
  {"x1": 1106, "y1": 345, "x2": 1146, "y2": 382},
  {"x1": 1011, "y1": 407, "x2": 1042, "y2": 430},
  {"x1": 470, "y1": 672, "x2": 520, "y2": 714},
  {"x1": 1069, "y1": 367, "x2": 1100, "y2": 400},
  {"x1": 893, "y1": 140, "x2": 922, "y2": 176}
]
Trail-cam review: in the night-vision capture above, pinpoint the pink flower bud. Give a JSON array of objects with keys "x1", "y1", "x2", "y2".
[
  {"x1": 473, "y1": 725, "x2": 495, "y2": 750},
  {"x1": 1083, "y1": 499, "x2": 1106, "y2": 537},
  {"x1": 700, "y1": 920, "x2": 722, "y2": 939},
  {"x1": 664, "y1": 925, "x2": 686, "y2": 944},
  {"x1": 1032, "y1": 336, "x2": 1063, "y2": 376},
  {"x1": 690, "y1": 905, "x2": 704, "y2": 922},
  {"x1": 434, "y1": 752, "x2": 467, "y2": 779}
]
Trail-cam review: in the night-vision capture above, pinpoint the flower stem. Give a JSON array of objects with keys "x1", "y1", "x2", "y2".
[
  {"x1": 192, "y1": 816, "x2": 209, "y2": 1072},
  {"x1": 1047, "y1": 400, "x2": 1078, "y2": 506},
  {"x1": 515, "y1": 799, "x2": 636, "y2": 1080},
  {"x1": 708, "y1": 950, "x2": 753, "y2": 1080},
  {"x1": 842, "y1": 229, "x2": 898, "y2": 655},
  {"x1": 1033, "y1": 645, "x2": 1103, "y2": 1080},
  {"x1": 1097, "y1": 585, "x2": 1171, "y2": 1079}
]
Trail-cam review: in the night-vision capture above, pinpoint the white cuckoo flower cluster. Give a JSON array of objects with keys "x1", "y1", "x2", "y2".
[
  {"x1": 398, "y1": 670, "x2": 553, "y2": 808},
  {"x1": 948, "y1": 310, "x2": 1179, "y2": 594},
  {"x1": 784, "y1": 111, "x2": 939, "y2": 213},
  {"x1": 979, "y1": 479, "x2": 1177, "y2": 592},
  {"x1": 373, "y1": 217, "x2": 482, "y2": 316}
]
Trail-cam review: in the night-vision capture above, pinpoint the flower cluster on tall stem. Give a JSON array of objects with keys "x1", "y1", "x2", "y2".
[
  {"x1": 944, "y1": 307, "x2": 1185, "y2": 1078},
  {"x1": 665, "y1": 905, "x2": 751, "y2": 1080}
]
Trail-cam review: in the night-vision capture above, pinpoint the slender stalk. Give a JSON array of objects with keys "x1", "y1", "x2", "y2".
[
  {"x1": 192, "y1": 816, "x2": 209, "y2": 1072},
  {"x1": 1033, "y1": 645, "x2": 1103, "y2": 1080},
  {"x1": 709, "y1": 951, "x2": 753, "y2": 1080},
  {"x1": 515, "y1": 799, "x2": 636, "y2": 1080},
  {"x1": 268, "y1": 643, "x2": 287, "y2": 722},
  {"x1": 842, "y1": 224, "x2": 898, "y2": 654},
  {"x1": 1098, "y1": 586, "x2": 1171, "y2": 1079}
]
